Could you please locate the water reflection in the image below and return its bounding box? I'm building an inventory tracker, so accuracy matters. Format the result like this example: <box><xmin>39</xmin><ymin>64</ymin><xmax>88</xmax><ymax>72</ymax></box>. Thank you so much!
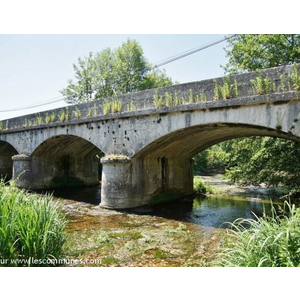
<box><xmin>189</xmin><ymin>196</ymin><xmax>275</xmax><ymax>228</ymax></box>
<box><xmin>43</xmin><ymin>186</ymin><xmax>281</xmax><ymax>229</ymax></box>
<box><xmin>132</xmin><ymin>195</ymin><xmax>280</xmax><ymax>229</ymax></box>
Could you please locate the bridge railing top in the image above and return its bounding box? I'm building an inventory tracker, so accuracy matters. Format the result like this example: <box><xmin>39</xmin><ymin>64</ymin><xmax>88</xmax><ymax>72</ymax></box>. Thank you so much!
<box><xmin>1</xmin><ymin>64</ymin><xmax>300</xmax><ymax>132</ymax></box>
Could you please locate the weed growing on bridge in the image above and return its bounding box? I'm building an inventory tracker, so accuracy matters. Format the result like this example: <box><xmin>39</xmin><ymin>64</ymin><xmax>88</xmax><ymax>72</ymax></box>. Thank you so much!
<box><xmin>290</xmin><ymin>62</ymin><xmax>300</xmax><ymax>91</ymax></box>
<box><xmin>153</xmin><ymin>90</ymin><xmax>164</xmax><ymax>107</ymax></box>
<box><xmin>45</xmin><ymin>113</ymin><xmax>51</xmax><ymax>124</ymax></box>
<box><xmin>280</xmin><ymin>75</ymin><xmax>286</xmax><ymax>92</ymax></box>
<box><xmin>59</xmin><ymin>109</ymin><xmax>66</xmax><ymax>122</ymax></box>
<box><xmin>51</xmin><ymin>112</ymin><xmax>56</xmax><ymax>122</ymax></box>
<box><xmin>213</xmin><ymin>79</ymin><xmax>222</xmax><ymax>101</ymax></box>
<box><xmin>0</xmin><ymin>121</ymin><xmax>3</xmax><ymax>131</ymax></box>
<box><xmin>36</xmin><ymin>114</ymin><xmax>43</xmax><ymax>125</ymax></box>
<box><xmin>165</xmin><ymin>92</ymin><xmax>173</xmax><ymax>106</ymax></box>
<box><xmin>86</xmin><ymin>104</ymin><xmax>98</xmax><ymax>117</ymax></box>
<box><xmin>111</xmin><ymin>98</ymin><xmax>122</xmax><ymax>113</ymax></box>
<box><xmin>251</xmin><ymin>72</ymin><xmax>275</xmax><ymax>95</ymax></box>
<box><xmin>102</xmin><ymin>99</ymin><xmax>111</xmax><ymax>115</ymax></box>
<box><xmin>127</xmin><ymin>101</ymin><xmax>136</xmax><ymax>111</ymax></box>
<box><xmin>189</xmin><ymin>89</ymin><xmax>194</xmax><ymax>104</ymax></box>
<box><xmin>74</xmin><ymin>107</ymin><xmax>82</xmax><ymax>119</ymax></box>
<box><xmin>213</xmin><ymin>77</ymin><xmax>239</xmax><ymax>100</ymax></box>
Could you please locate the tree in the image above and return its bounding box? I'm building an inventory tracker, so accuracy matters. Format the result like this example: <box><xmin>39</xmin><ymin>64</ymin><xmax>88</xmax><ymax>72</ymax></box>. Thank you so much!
<box><xmin>223</xmin><ymin>34</ymin><xmax>300</xmax><ymax>74</ymax></box>
<box><xmin>61</xmin><ymin>39</ymin><xmax>173</xmax><ymax>103</ymax></box>
<box><xmin>195</xmin><ymin>34</ymin><xmax>300</xmax><ymax>192</ymax></box>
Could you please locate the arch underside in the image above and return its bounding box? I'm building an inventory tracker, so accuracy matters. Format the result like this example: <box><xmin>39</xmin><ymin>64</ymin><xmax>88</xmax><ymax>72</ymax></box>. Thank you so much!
<box><xmin>134</xmin><ymin>123</ymin><xmax>300</xmax><ymax>160</ymax></box>
<box><xmin>0</xmin><ymin>141</ymin><xmax>18</xmax><ymax>180</ymax></box>
<box><xmin>30</xmin><ymin>135</ymin><xmax>102</xmax><ymax>189</ymax></box>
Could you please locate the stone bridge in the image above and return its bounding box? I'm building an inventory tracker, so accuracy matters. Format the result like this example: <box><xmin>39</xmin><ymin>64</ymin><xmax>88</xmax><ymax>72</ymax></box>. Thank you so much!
<box><xmin>1</xmin><ymin>64</ymin><xmax>300</xmax><ymax>208</ymax></box>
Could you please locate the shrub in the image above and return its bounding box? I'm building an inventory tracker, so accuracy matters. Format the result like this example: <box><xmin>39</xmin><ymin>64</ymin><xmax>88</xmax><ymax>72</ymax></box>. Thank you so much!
<box><xmin>217</xmin><ymin>202</ymin><xmax>300</xmax><ymax>267</ymax></box>
<box><xmin>0</xmin><ymin>181</ymin><xmax>67</xmax><ymax>266</ymax></box>
<box><xmin>193</xmin><ymin>177</ymin><xmax>215</xmax><ymax>194</ymax></box>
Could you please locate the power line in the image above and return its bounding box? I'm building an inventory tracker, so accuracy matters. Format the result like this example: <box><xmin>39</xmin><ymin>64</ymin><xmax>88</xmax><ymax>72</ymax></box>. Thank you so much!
<box><xmin>2</xmin><ymin>35</ymin><xmax>237</xmax><ymax>113</ymax></box>
<box><xmin>0</xmin><ymin>96</ymin><xmax>66</xmax><ymax>112</ymax></box>
<box><xmin>153</xmin><ymin>34</ymin><xmax>238</xmax><ymax>69</ymax></box>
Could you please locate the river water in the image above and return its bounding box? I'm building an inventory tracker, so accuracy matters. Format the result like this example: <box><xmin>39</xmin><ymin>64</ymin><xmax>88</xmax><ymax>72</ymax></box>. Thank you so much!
<box><xmin>45</xmin><ymin>175</ymin><xmax>283</xmax><ymax>267</ymax></box>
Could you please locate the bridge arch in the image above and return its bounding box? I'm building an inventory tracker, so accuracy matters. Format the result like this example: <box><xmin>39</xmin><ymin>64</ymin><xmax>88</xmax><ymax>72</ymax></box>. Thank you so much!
<box><xmin>0</xmin><ymin>140</ymin><xmax>19</xmax><ymax>180</ymax></box>
<box><xmin>133</xmin><ymin>122</ymin><xmax>300</xmax><ymax>160</ymax></box>
<box><xmin>16</xmin><ymin>134</ymin><xmax>103</xmax><ymax>189</ymax></box>
<box><xmin>101</xmin><ymin>121</ymin><xmax>300</xmax><ymax>209</ymax></box>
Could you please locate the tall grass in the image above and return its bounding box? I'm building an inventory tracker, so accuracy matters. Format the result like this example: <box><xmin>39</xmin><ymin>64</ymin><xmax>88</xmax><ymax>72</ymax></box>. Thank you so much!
<box><xmin>217</xmin><ymin>202</ymin><xmax>300</xmax><ymax>267</ymax></box>
<box><xmin>0</xmin><ymin>181</ymin><xmax>67</xmax><ymax>266</ymax></box>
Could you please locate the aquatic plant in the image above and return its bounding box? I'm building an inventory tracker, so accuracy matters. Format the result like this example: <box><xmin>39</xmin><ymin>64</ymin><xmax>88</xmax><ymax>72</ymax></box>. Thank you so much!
<box><xmin>0</xmin><ymin>180</ymin><xmax>67</xmax><ymax>266</ymax></box>
<box><xmin>193</xmin><ymin>176</ymin><xmax>215</xmax><ymax>194</ymax></box>
<box><xmin>217</xmin><ymin>201</ymin><xmax>300</xmax><ymax>267</ymax></box>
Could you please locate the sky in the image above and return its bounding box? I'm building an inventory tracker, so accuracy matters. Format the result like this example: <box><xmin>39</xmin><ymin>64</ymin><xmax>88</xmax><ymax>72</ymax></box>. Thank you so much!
<box><xmin>0</xmin><ymin>34</ymin><xmax>229</xmax><ymax>120</ymax></box>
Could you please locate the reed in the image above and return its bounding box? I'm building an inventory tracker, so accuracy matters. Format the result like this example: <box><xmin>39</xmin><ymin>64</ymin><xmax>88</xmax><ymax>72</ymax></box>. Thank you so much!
<box><xmin>217</xmin><ymin>201</ymin><xmax>300</xmax><ymax>267</ymax></box>
<box><xmin>0</xmin><ymin>181</ymin><xmax>67</xmax><ymax>266</ymax></box>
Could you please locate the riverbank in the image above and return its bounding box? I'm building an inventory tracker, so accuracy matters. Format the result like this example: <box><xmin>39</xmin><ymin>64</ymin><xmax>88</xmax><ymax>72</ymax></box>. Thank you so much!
<box><xmin>50</xmin><ymin>174</ymin><xmax>282</xmax><ymax>267</ymax></box>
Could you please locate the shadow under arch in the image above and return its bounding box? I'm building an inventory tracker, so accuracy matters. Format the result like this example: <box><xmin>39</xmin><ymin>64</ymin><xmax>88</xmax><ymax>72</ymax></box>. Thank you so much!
<box><xmin>0</xmin><ymin>140</ymin><xmax>19</xmax><ymax>180</ymax></box>
<box><xmin>30</xmin><ymin>134</ymin><xmax>104</xmax><ymax>189</ymax></box>
<box><xmin>133</xmin><ymin>122</ymin><xmax>300</xmax><ymax>160</ymax></box>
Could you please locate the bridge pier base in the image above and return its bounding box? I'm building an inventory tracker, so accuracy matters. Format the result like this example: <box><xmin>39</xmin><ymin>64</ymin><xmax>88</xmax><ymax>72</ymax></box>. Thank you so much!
<box><xmin>12</xmin><ymin>154</ymin><xmax>32</xmax><ymax>188</ymax></box>
<box><xmin>100</xmin><ymin>157</ymin><xmax>135</xmax><ymax>209</ymax></box>
<box><xmin>100</xmin><ymin>156</ymin><xmax>194</xmax><ymax>209</ymax></box>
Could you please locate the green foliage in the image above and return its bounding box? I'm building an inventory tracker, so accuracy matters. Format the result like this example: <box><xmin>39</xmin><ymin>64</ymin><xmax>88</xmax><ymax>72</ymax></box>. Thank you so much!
<box><xmin>223</xmin><ymin>34</ymin><xmax>300</xmax><ymax>73</ymax></box>
<box><xmin>102</xmin><ymin>99</ymin><xmax>111</xmax><ymax>115</ymax></box>
<box><xmin>218</xmin><ymin>202</ymin><xmax>300</xmax><ymax>267</ymax></box>
<box><xmin>50</xmin><ymin>112</ymin><xmax>56</xmax><ymax>122</ymax></box>
<box><xmin>45</xmin><ymin>113</ymin><xmax>51</xmax><ymax>124</ymax></box>
<box><xmin>86</xmin><ymin>104</ymin><xmax>98</xmax><ymax>117</ymax></box>
<box><xmin>193</xmin><ymin>143</ymin><xmax>230</xmax><ymax>174</ymax></box>
<box><xmin>153</xmin><ymin>90</ymin><xmax>164</xmax><ymax>107</ymax></box>
<box><xmin>36</xmin><ymin>114</ymin><xmax>43</xmax><ymax>125</ymax></box>
<box><xmin>59</xmin><ymin>109</ymin><xmax>66</xmax><ymax>122</ymax></box>
<box><xmin>0</xmin><ymin>121</ymin><xmax>3</xmax><ymax>131</ymax></box>
<box><xmin>165</xmin><ymin>92</ymin><xmax>173</xmax><ymax>106</ymax></box>
<box><xmin>213</xmin><ymin>79</ymin><xmax>221</xmax><ymax>101</ymax></box>
<box><xmin>193</xmin><ymin>177</ymin><xmax>215</xmax><ymax>194</ymax></box>
<box><xmin>61</xmin><ymin>39</ymin><xmax>173</xmax><ymax>104</ymax></box>
<box><xmin>289</xmin><ymin>62</ymin><xmax>300</xmax><ymax>90</ymax></box>
<box><xmin>280</xmin><ymin>74</ymin><xmax>286</xmax><ymax>92</ymax></box>
<box><xmin>111</xmin><ymin>98</ymin><xmax>122</xmax><ymax>113</ymax></box>
<box><xmin>224</xmin><ymin>137</ymin><xmax>300</xmax><ymax>191</ymax></box>
<box><xmin>218</xmin><ymin>35</ymin><xmax>300</xmax><ymax>192</ymax></box>
<box><xmin>74</xmin><ymin>107</ymin><xmax>82</xmax><ymax>119</ymax></box>
<box><xmin>127</xmin><ymin>101</ymin><xmax>137</xmax><ymax>111</ymax></box>
<box><xmin>0</xmin><ymin>181</ymin><xmax>67</xmax><ymax>266</ymax></box>
<box><xmin>250</xmin><ymin>72</ymin><xmax>275</xmax><ymax>95</ymax></box>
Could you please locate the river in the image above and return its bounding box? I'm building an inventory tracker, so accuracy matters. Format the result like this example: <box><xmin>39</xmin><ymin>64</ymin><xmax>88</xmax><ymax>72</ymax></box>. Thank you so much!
<box><xmin>46</xmin><ymin>175</ymin><xmax>283</xmax><ymax>267</ymax></box>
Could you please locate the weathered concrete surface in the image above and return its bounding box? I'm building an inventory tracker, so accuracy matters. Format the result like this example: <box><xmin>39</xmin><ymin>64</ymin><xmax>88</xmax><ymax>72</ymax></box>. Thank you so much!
<box><xmin>0</xmin><ymin>141</ymin><xmax>18</xmax><ymax>180</ymax></box>
<box><xmin>1</xmin><ymin>65</ymin><xmax>300</xmax><ymax>208</ymax></box>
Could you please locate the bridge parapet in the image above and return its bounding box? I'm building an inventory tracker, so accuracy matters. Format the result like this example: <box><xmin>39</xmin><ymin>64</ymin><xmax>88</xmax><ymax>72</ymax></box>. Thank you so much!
<box><xmin>1</xmin><ymin>64</ymin><xmax>299</xmax><ymax>132</ymax></box>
